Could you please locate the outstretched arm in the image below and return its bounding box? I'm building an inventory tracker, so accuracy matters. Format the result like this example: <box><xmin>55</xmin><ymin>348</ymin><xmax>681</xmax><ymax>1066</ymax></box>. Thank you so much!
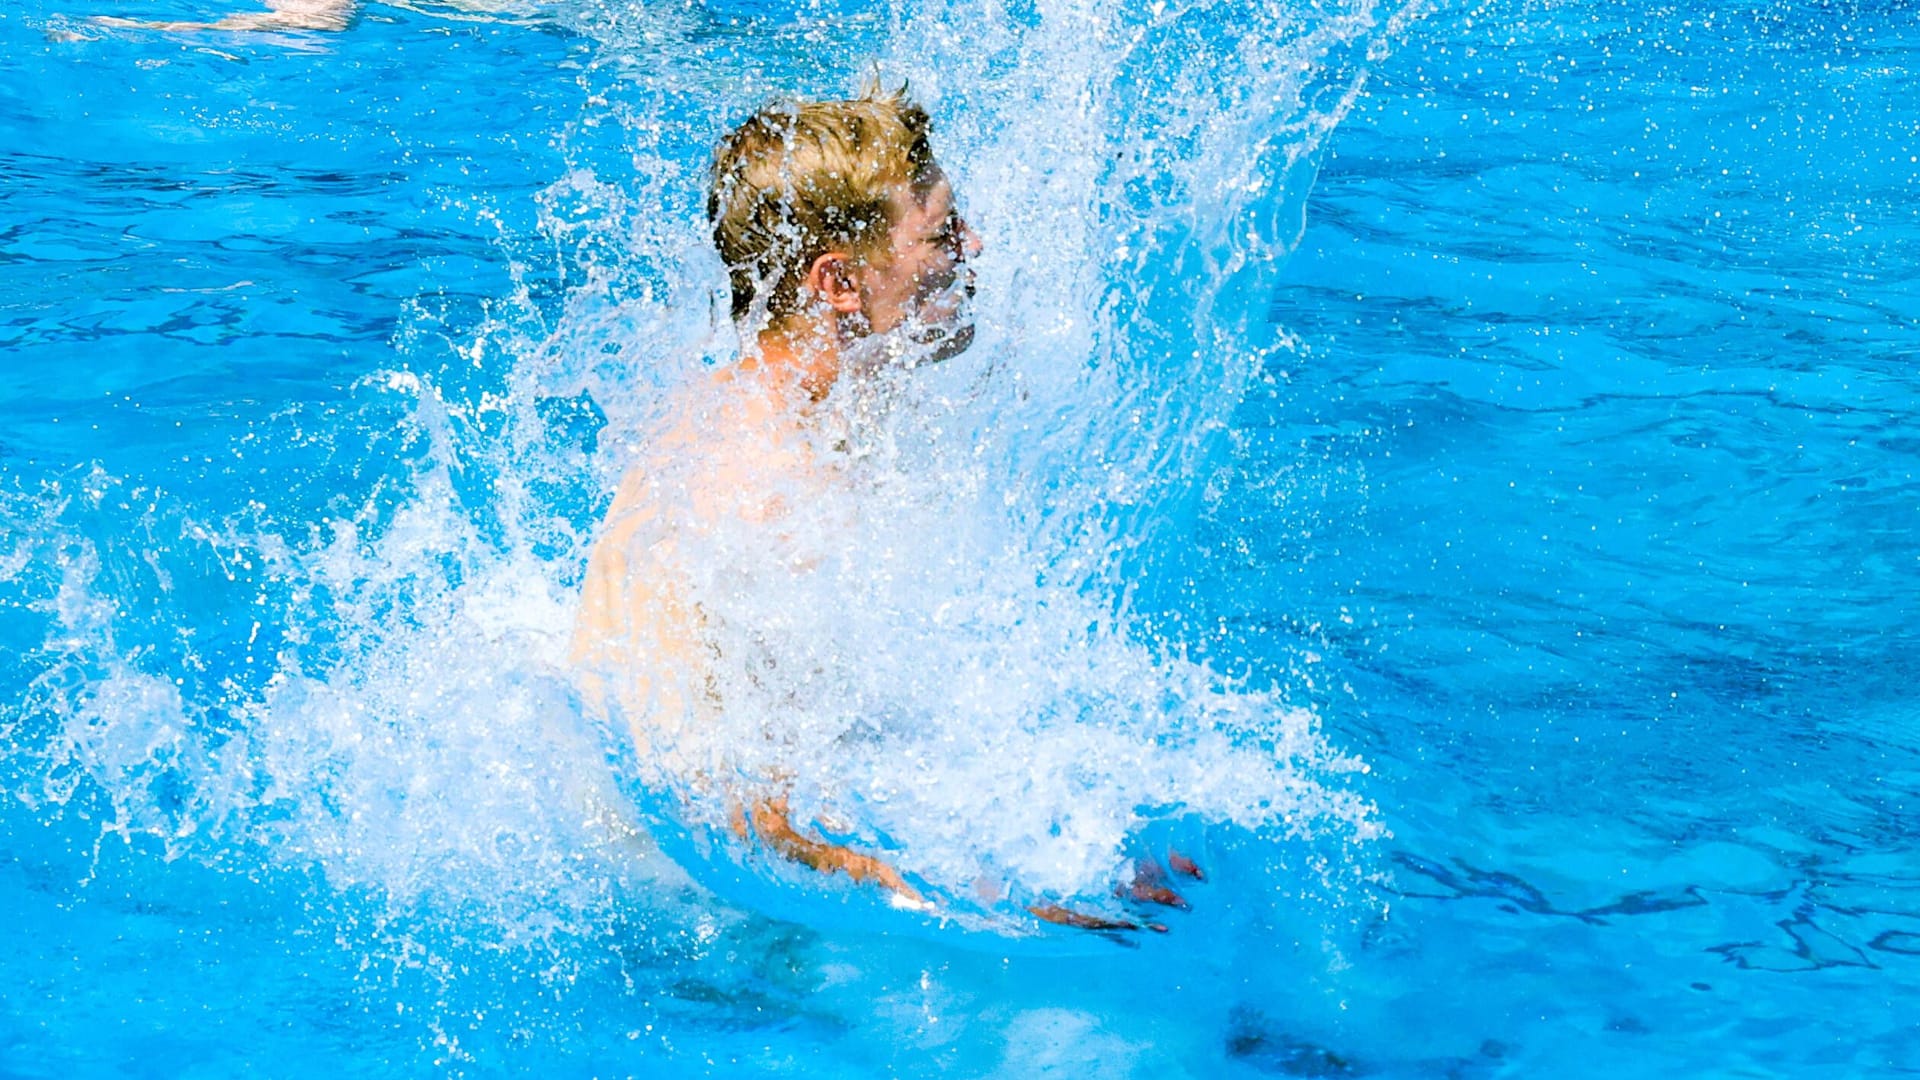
<box><xmin>95</xmin><ymin>0</ymin><xmax>355</xmax><ymax>32</ymax></box>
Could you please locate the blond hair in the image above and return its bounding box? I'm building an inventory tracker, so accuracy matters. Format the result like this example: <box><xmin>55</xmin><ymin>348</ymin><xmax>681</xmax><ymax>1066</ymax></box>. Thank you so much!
<box><xmin>707</xmin><ymin>85</ymin><xmax>939</xmax><ymax>325</ymax></box>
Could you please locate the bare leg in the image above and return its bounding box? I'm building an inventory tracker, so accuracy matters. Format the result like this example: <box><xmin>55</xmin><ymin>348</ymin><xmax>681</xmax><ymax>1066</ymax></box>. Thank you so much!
<box><xmin>94</xmin><ymin>0</ymin><xmax>354</xmax><ymax>32</ymax></box>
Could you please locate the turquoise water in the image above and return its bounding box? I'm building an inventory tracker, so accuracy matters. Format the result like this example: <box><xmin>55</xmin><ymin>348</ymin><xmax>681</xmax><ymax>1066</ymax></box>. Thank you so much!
<box><xmin>4</xmin><ymin>0</ymin><xmax>1917</xmax><ymax>1074</ymax></box>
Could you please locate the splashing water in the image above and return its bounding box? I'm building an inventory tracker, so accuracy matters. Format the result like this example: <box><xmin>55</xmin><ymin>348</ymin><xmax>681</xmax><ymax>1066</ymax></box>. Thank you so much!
<box><xmin>626</xmin><ymin>359</ymin><xmax>1382</xmax><ymax>920</ymax></box>
<box><xmin>575</xmin><ymin>0</ymin><xmax>1413</xmax><ymax>915</ymax></box>
<box><xmin>2</xmin><ymin>0</ymin><xmax>1417</xmax><ymax>997</ymax></box>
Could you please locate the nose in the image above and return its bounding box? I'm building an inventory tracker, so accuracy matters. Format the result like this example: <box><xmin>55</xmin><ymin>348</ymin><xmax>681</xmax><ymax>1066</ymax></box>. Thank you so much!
<box><xmin>957</xmin><ymin>215</ymin><xmax>983</xmax><ymax>259</ymax></box>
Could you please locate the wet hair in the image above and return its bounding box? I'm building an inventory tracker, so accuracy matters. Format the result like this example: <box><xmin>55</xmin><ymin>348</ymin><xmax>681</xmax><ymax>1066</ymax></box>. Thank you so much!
<box><xmin>707</xmin><ymin>83</ymin><xmax>940</xmax><ymax>326</ymax></box>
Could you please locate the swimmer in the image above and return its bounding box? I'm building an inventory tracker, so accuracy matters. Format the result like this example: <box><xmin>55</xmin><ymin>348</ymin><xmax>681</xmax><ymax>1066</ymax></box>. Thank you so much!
<box><xmin>569</xmin><ymin>86</ymin><xmax>1199</xmax><ymax>931</ymax></box>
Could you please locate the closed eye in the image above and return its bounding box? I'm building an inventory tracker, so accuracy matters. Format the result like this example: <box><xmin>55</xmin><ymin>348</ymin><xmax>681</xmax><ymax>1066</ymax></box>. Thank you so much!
<box><xmin>931</xmin><ymin>213</ymin><xmax>964</xmax><ymax>253</ymax></box>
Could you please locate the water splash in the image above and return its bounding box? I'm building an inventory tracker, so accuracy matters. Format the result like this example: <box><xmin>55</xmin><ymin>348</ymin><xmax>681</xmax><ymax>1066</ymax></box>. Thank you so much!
<box><xmin>0</xmin><ymin>0</ymin><xmax>1418</xmax><ymax>974</ymax></box>
<box><xmin>544</xmin><ymin>0</ymin><xmax>1412</xmax><ymax>920</ymax></box>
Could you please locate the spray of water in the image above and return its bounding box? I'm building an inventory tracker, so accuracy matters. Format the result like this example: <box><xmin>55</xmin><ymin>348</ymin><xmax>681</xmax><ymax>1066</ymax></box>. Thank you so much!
<box><xmin>579</xmin><ymin>0</ymin><xmax>1411</xmax><ymax>919</ymax></box>
<box><xmin>1</xmin><ymin>0</ymin><xmax>1420</xmax><ymax>1000</ymax></box>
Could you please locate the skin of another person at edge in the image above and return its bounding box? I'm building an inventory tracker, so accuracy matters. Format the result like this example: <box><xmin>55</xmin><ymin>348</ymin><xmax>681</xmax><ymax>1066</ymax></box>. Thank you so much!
<box><xmin>569</xmin><ymin>91</ymin><xmax>1196</xmax><ymax>932</ymax></box>
<box><xmin>94</xmin><ymin>0</ymin><xmax>356</xmax><ymax>31</ymax></box>
<box><xmin>92</xmin><ymin>0</ymin><xmax>514</xmax><ymax>33</ymax></box>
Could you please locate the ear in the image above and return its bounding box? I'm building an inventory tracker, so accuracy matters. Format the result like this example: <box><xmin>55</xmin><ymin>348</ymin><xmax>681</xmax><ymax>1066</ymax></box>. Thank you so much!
<box><xmin>803</xmin><ymin>252</ymin><xmax>864</xmax><ymax>315</ymax></box>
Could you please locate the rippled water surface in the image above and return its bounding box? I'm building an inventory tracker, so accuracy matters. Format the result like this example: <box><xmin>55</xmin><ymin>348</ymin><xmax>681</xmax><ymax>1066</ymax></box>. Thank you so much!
<box><xmin>3</xmin><ymin>0</ymin><xmax>1916</xmax><ymax>1074</ymax></box>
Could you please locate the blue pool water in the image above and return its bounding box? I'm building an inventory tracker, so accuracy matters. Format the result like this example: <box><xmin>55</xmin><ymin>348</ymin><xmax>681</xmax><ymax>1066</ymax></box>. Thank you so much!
<box><xmin>4</xmin><ymin>0</ymin><xmax>1917</xmax><ymax>1074</ymax></box>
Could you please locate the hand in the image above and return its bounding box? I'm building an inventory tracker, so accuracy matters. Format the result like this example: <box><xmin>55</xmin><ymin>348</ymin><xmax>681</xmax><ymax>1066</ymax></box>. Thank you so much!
<box><xmin>1029</xmin><ymin>849</ymin><xmax>1205</xmax><ymax>933</ymax></box>
<box><xmin>1123</xmin><ymin>850</ymin><xmax>1204</xmax><ymax>909</ymax></box>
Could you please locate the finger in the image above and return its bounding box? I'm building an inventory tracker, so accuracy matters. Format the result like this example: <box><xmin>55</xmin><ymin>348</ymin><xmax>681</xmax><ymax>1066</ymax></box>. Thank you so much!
<box><xmin>1028</xmin><ymin>904</ymin><xmax>1142</xmax><ymax>932</ymax></box>
<box><xmin>1168</xmin><ymin>851</ymin><xmax>1204</xmax><ymax>881</ymax></box>
<box><xmin>1125</xmin><ymin>881</ymin><xmax>1190</xmax><ymax>909</ymax></box>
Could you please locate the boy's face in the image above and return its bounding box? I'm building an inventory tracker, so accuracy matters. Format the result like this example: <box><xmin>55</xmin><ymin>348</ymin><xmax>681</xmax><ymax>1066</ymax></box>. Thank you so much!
<box><xmin>855</xmin><ymin>173</ymin><xmax>982</xmax><ymax>359</ymax></box>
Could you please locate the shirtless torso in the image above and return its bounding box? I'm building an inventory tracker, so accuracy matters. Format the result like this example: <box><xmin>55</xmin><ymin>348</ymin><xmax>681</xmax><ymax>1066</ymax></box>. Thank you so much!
<box><xmin>569</xmin><ymin>365</ymin><xmax>927</xmax><ymax>905</ymax></box>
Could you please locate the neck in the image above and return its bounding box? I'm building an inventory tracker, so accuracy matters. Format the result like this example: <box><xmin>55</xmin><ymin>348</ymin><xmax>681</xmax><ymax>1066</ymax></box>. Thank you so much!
<box><xmin>747</xmin><ymin>313</ymin><xmax>844</xmax><ymax>405</ymax></box>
